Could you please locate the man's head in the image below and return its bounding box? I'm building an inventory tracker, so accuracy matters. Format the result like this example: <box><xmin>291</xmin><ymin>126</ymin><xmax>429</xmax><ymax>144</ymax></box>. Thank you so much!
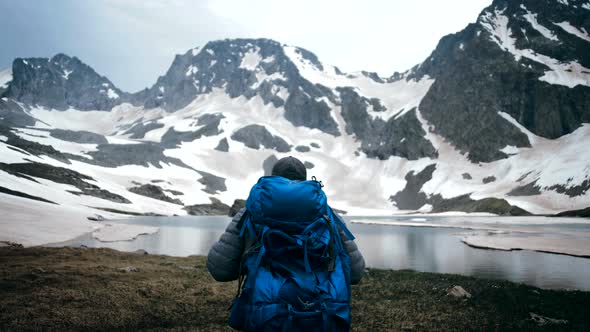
<box><xmin>271</xmin><ymin>156</ymin><xmax>306</xmax><ymax>181</ymax></box>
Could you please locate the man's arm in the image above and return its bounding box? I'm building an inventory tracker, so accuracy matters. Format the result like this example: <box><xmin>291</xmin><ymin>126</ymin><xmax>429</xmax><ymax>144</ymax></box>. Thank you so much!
<box><xmin>339</xmin><ymin>226</ymin><xmax>366</xmax><ymax>284</ymax></box>
<box><xmin>332</xmin><ymin>211</ymin><xmax>365</xmax><ymax>284</ymax></box>
<box><xmin>206</xmin><ymin>208</ymin><xmax>246</xmax><ymax>282</ymax></box>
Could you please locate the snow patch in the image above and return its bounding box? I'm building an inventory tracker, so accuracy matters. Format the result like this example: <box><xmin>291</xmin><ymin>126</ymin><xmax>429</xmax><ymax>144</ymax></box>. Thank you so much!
<box><xmin>521</xmin><ymin>6</ymin><xmax>559</xmax><ymax>41</ymax></box>
<box><xmin>498</xmin><ymin>112</ymin><xmax>539</xmax><ymax>144</ymax></box>
<box><xmin>554</xmin><ymin>21</ymin><xmax>590</xmax><ymax>42</ymax></box>
<box><xmin>185</xmin><ymin>65</ymin><xmax>198</xmax><ymax>76</ymax></box>
<box><xmin>191</xmin><ymin>47</ymin><xmax>200</xmax><ymax>56</ymax></box>
<box><xmin>462</xmin><ymin>233</ymin><xmax>590</xmax><ymax>258</ymax></box>
<box><xmin>107</xmin><ymin>88</ymin><xmax>119</xmax><ymax>99</ymax></box>
<box><xmin>62</xmin><ymin>70</ymin><xmax>73</xmax><ymax>80</ymax></box>
<box><xmin>239</xmin><ymin>47</ymin><xmax>262</xmax><ymax>70</ymax></box>
<box><xmin>0</xmin><ymin>68</ymin><xmax>12</xmax><ymax>88</ymax></box>
<box><xmin>0</xmin><ymin>194</ymin><xmax>101</xmax><ymax>247</ymax></box>
<box><xmin>92</xmin><ymin>223</ymin><xmax>159</xmax><ymax>242</ymax></box>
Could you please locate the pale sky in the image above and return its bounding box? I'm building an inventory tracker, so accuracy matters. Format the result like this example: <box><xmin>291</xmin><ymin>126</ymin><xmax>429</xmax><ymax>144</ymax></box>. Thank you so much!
<box><xmin>0</xmin><ymin>0</ymin><xmax>492</xmax><ymax>92</ymax></box>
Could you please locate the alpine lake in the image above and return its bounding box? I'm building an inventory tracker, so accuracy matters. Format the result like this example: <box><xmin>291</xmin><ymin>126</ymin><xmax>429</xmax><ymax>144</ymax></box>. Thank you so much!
<box><xmin>52</xmin><ymin>215</ymin><xmax>590</xmax><ymax>291</ymax></box>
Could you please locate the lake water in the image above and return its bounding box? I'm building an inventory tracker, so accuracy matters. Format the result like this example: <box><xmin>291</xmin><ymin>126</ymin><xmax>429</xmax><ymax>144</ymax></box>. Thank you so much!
<box><xmin>53</xmin><ymin>215</ymin><xmax>590</xmax><ymax>291</ymax></box>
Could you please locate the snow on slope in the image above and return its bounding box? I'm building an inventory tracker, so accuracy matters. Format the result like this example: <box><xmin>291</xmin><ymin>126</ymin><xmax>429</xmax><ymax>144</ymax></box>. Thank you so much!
<box><xmin>283</xmin><ymin>45</ymin><xmax>435</xmax><ymax>121</ymax></box>
<box><xmin>521</xmin><ymin>5</ymin><xmax>559</xmax><ymax>41</ymax></box>
<box><xmin>158</xmin><ymin>89</ymin><xmax>410</xmax><ymax>212</ymax></box>
<box><xmin>554</xmin><ymin>21</ymin><xmax>590</xmax><ymax>42</ymax></box>
<box><xmin>480</xmin><ymin>8</ymin><xmax>590</xmax><ymax>88</ymax></box>
<box><xmin>4</xmin><ymin>85</ymin><xmax>589</xmax><ymax>222</ymax></box>
<box><xmin>30</xmin><ymin>103</ymin><xmax>165</xmax><ymax>135</ymax></box>
<box><xmin>415</xmin><ymin>107</ymin><xmax>590</xmax><ymax>214</ymax></box>
<box><xmin>0</xmin><ymin>68</ymin><xmax>11</xmax><ymax>88</ymax></box>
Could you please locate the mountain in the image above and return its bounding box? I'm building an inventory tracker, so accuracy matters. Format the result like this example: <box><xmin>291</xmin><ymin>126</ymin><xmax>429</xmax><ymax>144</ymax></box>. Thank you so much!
<box><xmin>0</xmin><ymin>0</ymin><xmax>589</xmax><ymax>237</ymax></box>
<box><xmin>4</xmin><ymin>54</ymin><xmax>130</xmax><ymax>111</ymax></box>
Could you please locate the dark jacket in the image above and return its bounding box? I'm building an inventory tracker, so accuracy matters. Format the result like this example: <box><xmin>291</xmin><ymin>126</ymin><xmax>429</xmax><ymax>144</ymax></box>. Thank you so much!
<box><xmin>207</xmin><ymin>208</ymin><xmax>366</xmax><ymax>284</ymax></box>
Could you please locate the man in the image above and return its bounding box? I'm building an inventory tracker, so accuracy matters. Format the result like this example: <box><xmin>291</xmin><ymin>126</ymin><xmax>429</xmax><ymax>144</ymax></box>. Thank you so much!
<box><xmin>207</xmin><ymin>157</ymin><xmax>365</xmax><ymax>331</ymax></box>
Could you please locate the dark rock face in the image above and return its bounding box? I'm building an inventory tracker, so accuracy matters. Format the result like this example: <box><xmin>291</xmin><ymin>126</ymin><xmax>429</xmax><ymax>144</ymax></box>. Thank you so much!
<box><xmin>390</xmin><ymin>164</ymin><xmax>437</xmax><ymax>210</ymax></box>
<box><xmin>295</xmin><ymin>145</ymin><xmax>310</xmax><ymax>152</ymax></box>
<box><xmin>184</xmin><ymin>197</ymin><xmax>230</xmax><ymax>215</ymax></box>
<box><xmin>548</xmin><ymin>180</ymin><xmax>590</xmax><ymax>197</ymax></box>
<box><xmin>0</xmin><ymin>185</ymin><xmax>56</xmax><ymax>204</ymax></box>
<box><xmin>164</xmin><ymin>189</ymin><xmax>184</xmax><ymax>196</ymax></box>
<box><xmin>141</xmin><ymin>38</ymin><xmax>340</xmax><ymax>136</ymax></box>
<box><xmin>263</xmin><ymin>155</ymin><xmax>278</xmax><ymax>176</ymax></box>
<box><xmin>310</xmin><ymin>142</ymin><xmax>320</xmax><ymax>149</ymax></box>
<box><xmin>390</xmin><ymin>163</ymin><xmax>529</xmax><ymax>215</ymax></box>
<box><xmin>462</xmin><ymin>173</ymin><xmax>473</xmax><ymax>180</ymax></box>
<box><xmin>49</xmin><ymin>129</ymin><xmax>108</xmax><ymax>144</ymax></box>
<box><xmin>0</xmin><ymin>99</ymin><xmax>36</xmax><ymax>127</ymax></box>
<box><xmin>197</xmin><ymin>171</ymin><xmax>227</xmax><ymax>194</ymax></box>
<box><xmin>554</xmin><ymin>206</ymin><xmax>590</xmax><ymax>218</ymax></box>
<box><xmin>304</xmin><ymin>161</ymin><xmax>314</xmax><ymax>169</ymax></box>
<box><xmin>0</xmin><ymin>162</ymin><xmax>130</xmax><ymax>204</ymax></box>
<box><xmin>128</xmin><ymin>184</ymin><xmax>183</xmax><ymax>205</ymax></box>
<box><xmin>71</xmin><ymin>142</ymin><xmax>191</xmax><ymax>169</ymax></box>
<box><xmin>123</xmin><ymin>122</ymin><xmax>164</xmax><ymax>139</ymax></box>
<box><xmin>215</xmin><ymin>138</ymin><xmax>229</xmax><ymax>152</ymax></box>
<box><xmin>482</xmin><ymin>176</ymin><xmax>497</xmax><ymax>184</ymax></box>
<box><xmin>507</xmin><ymin>181</ymin><xmax>542</xmax><ymax>196</ymax></box>
<box><xmin>161</xmin><ymin>113</ymin><xmax>224</xmax><ymax>148</ymax></box>
<box><xmin>338</xmin><ymin>87</ymin><xmax>437</xmax><ymax>160</ymax></box>
<box><xmin>429</xmin><ymin>194</ymin><xmax>531</xmax><ymax>216</ymax></box>
<box><xmin>411</xmin><ymin>0</ymin><xmax>590</xmax><ymax>162</ymax></box>
<box><xmin>231</xmin><ymin>124</ymin><xmax>291</xmax><ymax>152</ymax></box>
<box><xmin>229</xmin><ymin>199</ymin><xmax>246</xmax><ymax>217</ymax></box>
<box><xmin>5</xmin><ymin>54</ymin><xmax>129</xmax><ymax>111</ymax></box>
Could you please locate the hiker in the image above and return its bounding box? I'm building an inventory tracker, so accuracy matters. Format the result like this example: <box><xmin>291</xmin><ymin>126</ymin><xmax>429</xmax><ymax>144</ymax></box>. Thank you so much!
<box><xmin>207</xmin><ymin>156</ymin><xmax>365</xmax><ymax>331</ymax></box>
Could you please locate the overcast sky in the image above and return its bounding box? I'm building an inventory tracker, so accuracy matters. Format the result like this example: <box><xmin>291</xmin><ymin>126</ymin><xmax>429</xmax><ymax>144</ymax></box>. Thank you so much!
<box><xmin>0</xmin><ymin>0</ymin><xmax>492</xmax><ymax>92</ymax></box>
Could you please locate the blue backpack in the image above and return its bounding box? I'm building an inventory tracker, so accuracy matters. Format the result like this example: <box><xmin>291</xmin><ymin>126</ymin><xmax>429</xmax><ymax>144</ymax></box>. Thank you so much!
<box><xmin>229</xmin><ymin>176</ymin><xmax>354</xmax><ymax>332</ymax></box>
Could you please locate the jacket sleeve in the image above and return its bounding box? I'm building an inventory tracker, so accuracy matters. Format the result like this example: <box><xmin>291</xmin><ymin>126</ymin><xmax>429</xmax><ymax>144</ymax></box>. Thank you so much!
<box><xmin>206</xmin><ymin>208</ymin><xmax>246</xmax><ymax>282</ymax></box>
<box><xmin>336</xmin><ymin>214</ymin><xmax>366</xmax><ymax>285</ymax></box>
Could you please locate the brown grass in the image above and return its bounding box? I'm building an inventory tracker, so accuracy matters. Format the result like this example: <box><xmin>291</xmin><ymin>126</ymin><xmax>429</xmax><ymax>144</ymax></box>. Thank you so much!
<box><xmin>0</xmin><ymin>246</ymin><xmax>588</xmax><ymax>331</ymax></box>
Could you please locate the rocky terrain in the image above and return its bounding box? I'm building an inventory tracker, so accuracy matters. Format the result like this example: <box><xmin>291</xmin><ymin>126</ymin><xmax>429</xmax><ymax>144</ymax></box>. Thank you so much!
<box><xmin>0</xmin><ymin>0</ymin><xmax>589</xmax><ymax>245</ymax></box>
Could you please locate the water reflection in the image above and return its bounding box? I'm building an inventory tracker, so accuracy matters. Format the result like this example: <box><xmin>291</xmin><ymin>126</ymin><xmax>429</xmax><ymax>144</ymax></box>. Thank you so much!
<box><xmin>53</xmin><ymin>216</ymin><xmax>590</xmax><ymax>290</ymax></box>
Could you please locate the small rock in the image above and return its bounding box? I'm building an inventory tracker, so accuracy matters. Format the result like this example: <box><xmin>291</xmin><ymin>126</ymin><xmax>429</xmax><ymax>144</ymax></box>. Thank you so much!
<box><xmin>446</xmin><ymin>285</ymin><xmax>472</xmax><ymax>298</ymax></box>
<box><xmin>87</xmin><ymin>214</ymin><xmax>106</xmax><ymax>221</ymax></box>
<box><xmin>118</xmin><ymin>266</ymin><xmax>139</xmax><ymax>273</ymax></box>
<box><xmin>482</xmin><ymin>176</ymin><xmax>496</xmax><ymax>184</ymax></box>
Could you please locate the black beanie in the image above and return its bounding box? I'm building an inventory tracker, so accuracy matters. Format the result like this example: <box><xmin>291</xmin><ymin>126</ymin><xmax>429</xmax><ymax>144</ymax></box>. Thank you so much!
<box><xmin>271</xmin><ymin>156</ymin><xmax>307</xmax><ymax>181</ymax></box>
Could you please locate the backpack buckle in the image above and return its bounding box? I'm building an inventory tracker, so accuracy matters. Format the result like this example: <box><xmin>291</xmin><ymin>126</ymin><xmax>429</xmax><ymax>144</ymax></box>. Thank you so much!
<box><xmin>298</xmin><ymin>296</ymin><xmax>316</xmax><ymax>311</ymax></box>
<box><xmin>311</xmin><ymin>176</ymin><xmax>324</xmax><ymax>188</ymax></box>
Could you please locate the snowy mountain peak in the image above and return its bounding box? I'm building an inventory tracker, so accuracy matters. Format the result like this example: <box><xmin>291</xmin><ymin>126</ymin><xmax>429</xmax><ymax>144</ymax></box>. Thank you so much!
<box><xmin>3</xmin><ymin>54</ymin><xmax>127</xmax><ymax>111</ymax></box>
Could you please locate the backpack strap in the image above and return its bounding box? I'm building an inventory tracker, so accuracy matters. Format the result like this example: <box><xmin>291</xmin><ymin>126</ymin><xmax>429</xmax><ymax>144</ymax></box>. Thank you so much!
<box><xmin>329</xmin><ymin>207</ymin><xmax>355</xmax><ymax>241</ymax></box>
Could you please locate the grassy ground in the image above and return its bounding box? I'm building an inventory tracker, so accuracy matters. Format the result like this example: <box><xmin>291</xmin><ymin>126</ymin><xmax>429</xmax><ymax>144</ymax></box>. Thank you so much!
<box><xmin>0</xmin><ymin>246</ymin><xmax>588</xmax><ymax>331</ymax></box>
